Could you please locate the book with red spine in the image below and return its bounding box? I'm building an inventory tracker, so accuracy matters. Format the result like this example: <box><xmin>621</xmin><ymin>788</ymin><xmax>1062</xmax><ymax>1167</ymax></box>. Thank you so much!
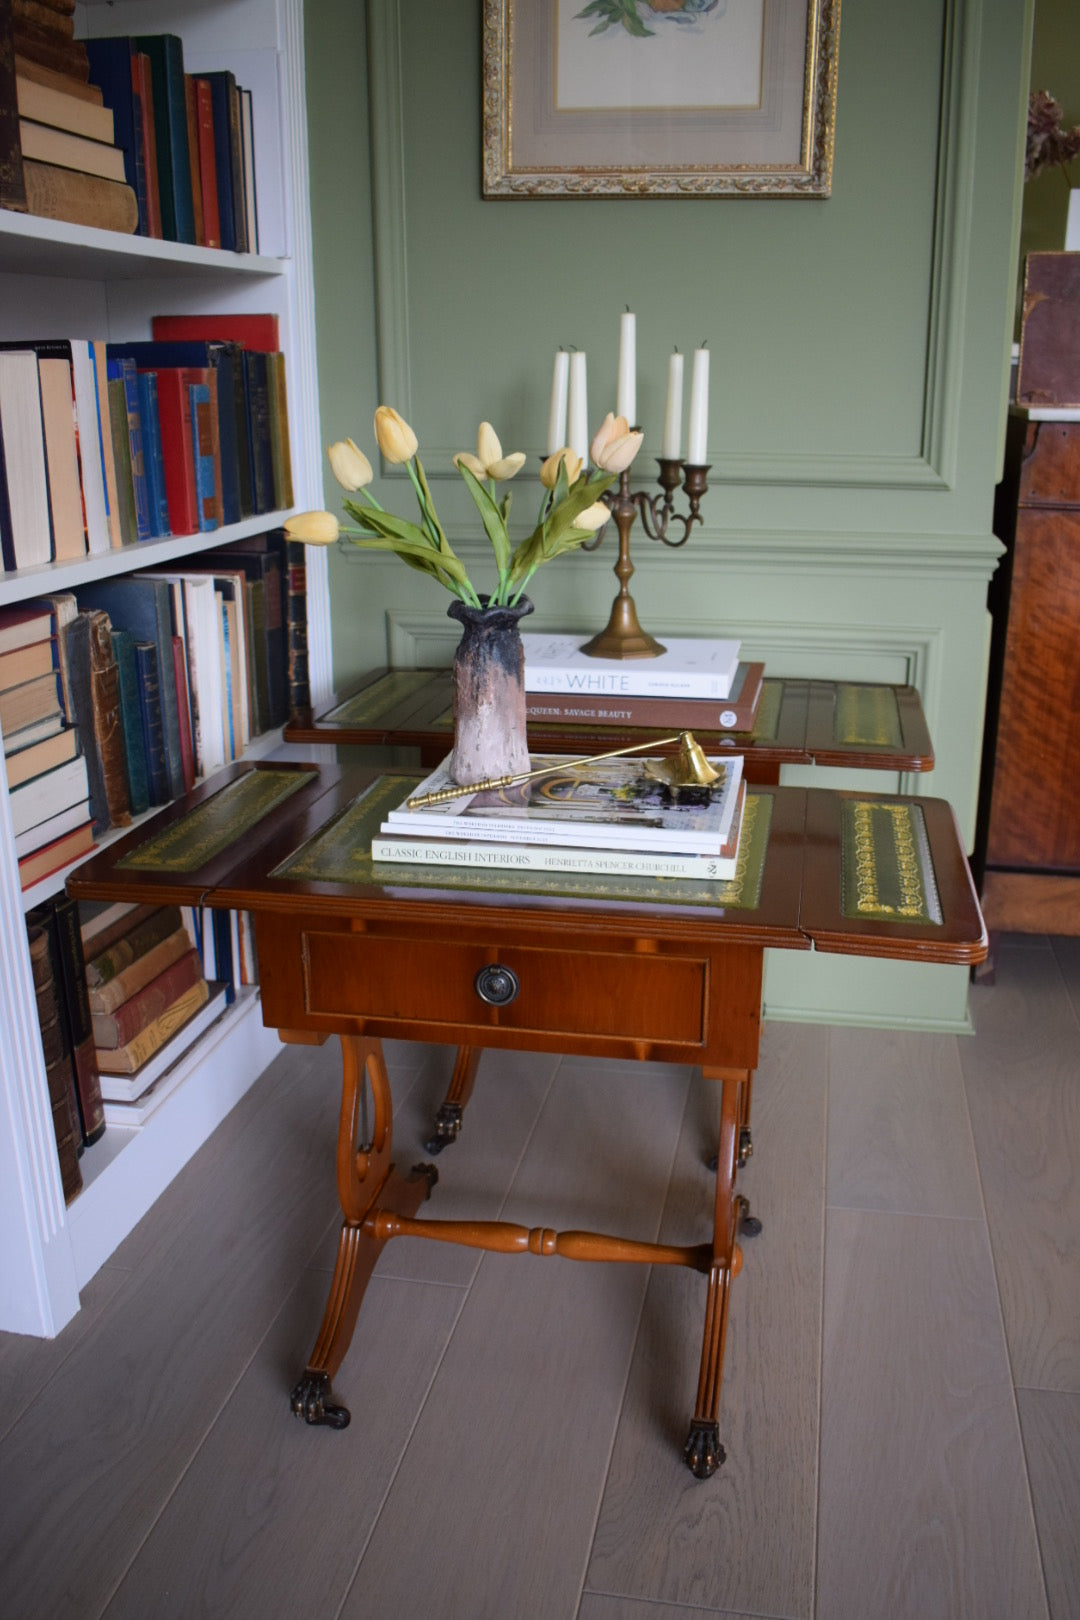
<box><xmin>91</xmin><ymin>943</ymin><xmax>204</xmax><ymax>1049</ymax></box>
<box><xmin>151</xmin><ymin>312</ymin><xmax>279</xmax><ymax>350</ymax></box>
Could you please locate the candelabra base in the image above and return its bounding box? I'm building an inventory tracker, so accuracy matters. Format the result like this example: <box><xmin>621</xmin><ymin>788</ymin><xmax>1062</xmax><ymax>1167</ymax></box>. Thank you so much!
<box><xmin>580</xmin><ymin>606</ymin><xmax>666</xmax><ymax>659</ymax></box>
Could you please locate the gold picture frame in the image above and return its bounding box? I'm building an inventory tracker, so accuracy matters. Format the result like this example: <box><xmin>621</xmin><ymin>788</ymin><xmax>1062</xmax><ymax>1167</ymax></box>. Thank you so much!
<box><xmin>482</xmin><ymin>0</ymin><xmax>840</xmax><ymax>198</ymax></box>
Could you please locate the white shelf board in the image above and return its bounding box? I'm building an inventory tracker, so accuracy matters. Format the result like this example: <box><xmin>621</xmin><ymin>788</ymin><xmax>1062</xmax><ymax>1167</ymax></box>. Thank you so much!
<box><xmin>0</xmin><ymin>211</ymin><xmax>286</xmax><ymax>283</ymax></box>
<box><xmin>67</xmin><ymin>985</ymin><xmax>281</xmax><ymax>1286</ymax></box>
<box><xmin>0</xmin><ymin>513</ymin><xmax>293</xmax><ymax>607</ymax></box>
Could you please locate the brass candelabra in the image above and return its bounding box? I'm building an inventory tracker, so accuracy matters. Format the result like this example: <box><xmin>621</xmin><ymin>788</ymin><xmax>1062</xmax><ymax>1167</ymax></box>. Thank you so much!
<box><xmin>581</xmin><ymin>455</ymin><xmax>710</xmax><ymax>659</ymax></box>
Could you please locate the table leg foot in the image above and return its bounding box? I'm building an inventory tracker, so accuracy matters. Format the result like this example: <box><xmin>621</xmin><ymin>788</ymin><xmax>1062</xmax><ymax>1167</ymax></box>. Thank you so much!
<box><xmin>291</xmin><ymin>1369</ymin><xmax>351</xmax><ymax>1429</ymax></box>
<box><xmin>424</xmin><ymin>1103</ymin><xmax>463</xmax><ymax>1155</ymax></box>
<box><xmin>426</xmin><ymin>1045</ymin><xmax>481</xmax><ymax>1154</ymax></box>
<box><xmin>737</xmin><ymin>1194</ymin><xmax>764</xmax><ymax>1238</ymax></box>
<box><xmin>683</xmin><ymin>1420</ymin><xmax>726</xmax><ymax>1478</ymax></box>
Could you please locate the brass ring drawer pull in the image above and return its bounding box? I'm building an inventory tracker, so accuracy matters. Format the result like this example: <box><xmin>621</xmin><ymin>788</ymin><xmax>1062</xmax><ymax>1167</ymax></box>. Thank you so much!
<box><xmin>474</xmin><ymin>964</ymin><xmax>520</xmax><ymax>1006</ymax></box>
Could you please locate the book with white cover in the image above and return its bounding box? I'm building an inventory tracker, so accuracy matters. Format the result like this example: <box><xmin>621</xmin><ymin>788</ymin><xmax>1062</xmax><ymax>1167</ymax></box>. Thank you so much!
<box><xmin>522</xmin><ymin>633</ymin><xmax>741</xmax><ymax>699</ymax></box>
<box><xmin>373</xmin><ymin>781</ymin><xmax>746</xmax><ymax>880</ymax></box>
<box><xmin>8</xmin><ymin>753</ymin><xmax>90</xmax><ymax>838</ymax></box>
<box><xmin>383</xmin><ymin>751</ymin><xmax>745</xmax><ymax>855</ymax></box>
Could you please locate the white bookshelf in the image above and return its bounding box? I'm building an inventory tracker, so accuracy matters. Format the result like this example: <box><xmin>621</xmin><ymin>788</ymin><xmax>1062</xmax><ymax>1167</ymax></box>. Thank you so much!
<box><xmin>0</xmin><ymin>0</ymin><xmax>332</xmax><ymax>1337</ymax></box>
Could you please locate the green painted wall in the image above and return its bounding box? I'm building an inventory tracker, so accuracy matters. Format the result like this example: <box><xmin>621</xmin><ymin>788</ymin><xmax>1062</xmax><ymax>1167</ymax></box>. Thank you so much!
<box><xmin>305</xmin><ymin>0</ymin><xmax>1033</xmax><ymax>1031</ymax></box>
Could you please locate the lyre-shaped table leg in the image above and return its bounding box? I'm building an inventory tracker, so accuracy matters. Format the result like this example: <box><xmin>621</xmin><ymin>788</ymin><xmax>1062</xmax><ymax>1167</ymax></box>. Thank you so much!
<box><xmin>291</xmin><ymin>1033</ymin><xmax>436</xmax><ymax>1428</ymax></box>
<box><xmin>425</xmin><ymin>1044</ymin><xmax>481</xmax><ymax>1154</ymax></box>
<box><xmin>684</xmin><ymin>1068</ymin><xmax>749</xmax><ymax>1478</ymax></box>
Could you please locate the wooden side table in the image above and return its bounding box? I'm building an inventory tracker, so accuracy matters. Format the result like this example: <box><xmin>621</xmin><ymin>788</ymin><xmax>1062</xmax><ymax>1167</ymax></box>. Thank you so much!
<box><xmin>284</xmin><ymin>667</ymin><xmax>936</xmax><ymax>785</ymax></box>
<box><xmin>68</xmin><ymin>759</ymin><xmax>984</xmax><ymax>1479</ymax></box>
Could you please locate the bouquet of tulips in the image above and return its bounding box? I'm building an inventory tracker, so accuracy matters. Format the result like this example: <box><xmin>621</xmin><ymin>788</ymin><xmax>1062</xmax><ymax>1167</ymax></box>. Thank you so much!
<box><xmin>284</xmin><ymin>406</ymin><xmax>644</xmax><ymax>609</ymax></box>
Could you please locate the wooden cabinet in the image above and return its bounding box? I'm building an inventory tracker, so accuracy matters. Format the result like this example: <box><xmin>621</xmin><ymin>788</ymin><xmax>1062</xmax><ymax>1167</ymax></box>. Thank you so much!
<box><xmin>977</xmin><ymin>413</ymin><xmax>1080</xmax><ymax>933</ymax></box>
<box><xmin>0</xmin><ymin>0</ymin><xmax>331</xmax><ymax>1337</ymax></box>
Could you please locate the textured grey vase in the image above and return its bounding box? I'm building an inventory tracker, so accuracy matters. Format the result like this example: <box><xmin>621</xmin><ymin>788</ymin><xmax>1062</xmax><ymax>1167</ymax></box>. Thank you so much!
<box><xmin>447</xmin><ymin>595</ymin><xmax>533</xmax><ymax>786</ymax></box>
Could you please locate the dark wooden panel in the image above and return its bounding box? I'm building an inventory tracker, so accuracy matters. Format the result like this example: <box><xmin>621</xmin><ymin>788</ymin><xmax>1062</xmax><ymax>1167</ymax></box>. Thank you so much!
<box><xmin>985</xmin><ymin>506</ymin><xmax>1080</xmax><ymax>870</ymax></box>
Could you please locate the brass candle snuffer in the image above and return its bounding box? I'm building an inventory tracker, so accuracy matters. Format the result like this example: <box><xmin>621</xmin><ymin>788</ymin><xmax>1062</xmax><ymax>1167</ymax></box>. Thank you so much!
<box><xmin>406</xmin><ymin>731</ymin><xmax>721</xmax><ymax>811</ymax></box>
<box><xmin>579</xmin><ymin>455</ymin><xmax>710</xmax><ymax>662</ymax></box>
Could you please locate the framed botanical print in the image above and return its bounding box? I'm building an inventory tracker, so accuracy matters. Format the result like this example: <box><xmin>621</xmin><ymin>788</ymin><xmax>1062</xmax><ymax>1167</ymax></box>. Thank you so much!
<box><xmin>482</xmin><ymin>0</ymin><xmax>840</xmax><ymax>198</ymax></box>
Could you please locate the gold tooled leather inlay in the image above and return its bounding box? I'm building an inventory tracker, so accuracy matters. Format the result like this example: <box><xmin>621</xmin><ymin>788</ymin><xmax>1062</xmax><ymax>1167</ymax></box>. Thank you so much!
<box><xmin>118</xmin><ymin>768</ymin><xmax>318</xmax><ymax>872</ymax></box>
<box><xmin>324</xmin><ymin>670</ymin><xmax>434</xmax><ymax>727</ymax></box>
<box><xmin>840</xmin><ymin>800</ymin><xmax>942</xmax><ymax>924</ymax></box>
<box><xmin>835</xmin><ymin>685</ymin><xmax>903</xmax><ymax>748</ymax></box>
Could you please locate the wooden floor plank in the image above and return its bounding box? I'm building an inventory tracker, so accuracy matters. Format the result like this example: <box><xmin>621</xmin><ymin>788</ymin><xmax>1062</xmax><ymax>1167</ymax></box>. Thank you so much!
<box><xmin>827</xmin><ymin>1026</ymin><xmax>983</xmax><ymax>1218</ymax></box>
<box><xmin>335</xmin><ymin>1060</ymin><xmax>691</xmax><ymax>1620</ymax></box>
<box><xmin>585</xmin><ymin>1022</ymin><xmax>827</xmax><ymax>1619</ymax></box>
<box><xmin>0</xmin><ymin>1040</ymin><xmax>348</xmax><ymax>1620</ymax></box>
<box><xmin>579</xmin><ymin>1597</ymin><xmax>759</xmax><ymax>1620</ymax></box>
<box><xmin>817</xmin><ymin>1207</ymin><xmax>1047</xmax><ymax>1620</ymax></box>
<box><xmin>1016</xmin><ymin>1388</ymin><xmax>1080</xmax><ymax>1620</ymax></box>
<box><xmin>0</xmin><ymin>1264</ymin><xmax>127</xmax><ymax>1445</ymax></box>
<box><xmin>100</xmin><ymin>1270</ymin><xmax>466</xmax><ymax>1620</ymax></box>
<box><xmin>960</xmin><ymin>945</ymin><xmax>1080</xmax><ymax>1391</ymax></box>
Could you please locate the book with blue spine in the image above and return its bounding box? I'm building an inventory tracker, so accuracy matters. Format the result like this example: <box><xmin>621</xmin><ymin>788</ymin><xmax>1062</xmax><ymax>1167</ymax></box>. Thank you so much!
<box><xmin>110</xmin><ymin>629</ymin><xmax>150</xmax><ymax>816</ymax></box>
<box><xmin>133</xmin><ymin>637</ymin><xmax>168</xmax><ymax>805</ymax></box>
<box><xmin>76</xmin><ymin>576</ymin><xmax>183</xmax><ymax>800</ymax></box>
<box><xmin>188</xmin><ymin>380</ymin><xmax>218</xmax><ymax>533</ymax></box>
<box><xmin>83</xmin><ymin>36</ymin><xmax>150</xmax><ymax>236</ymax></box>
<box><xmin>135</xmin><ymin>369</ymin><xmax>170</xmax><ymax>537</ymax></box>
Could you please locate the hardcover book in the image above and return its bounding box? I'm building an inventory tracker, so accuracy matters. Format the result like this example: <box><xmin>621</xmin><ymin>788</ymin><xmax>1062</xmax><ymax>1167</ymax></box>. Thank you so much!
<box><xmin>98</xmin><ymin>979</ymin><xmax>226</xmax><ymax>1108</ymax></box>
<box><xmin>190</xmin><ymin>70</ymin><xmax>240</xmax><ymax>251</ymax></box>
<box><xmin>77</xmin><ymin>574</ymin><xmax>184</xmax><ymax>799</ymax></box>
<box><xmin>372</xmin><ymin>779</ymin><xmax>747</xmax><ymax>881</ymax></box>
<box><xmin>91</xmin><ymin>943</ymin><xmax>203</xmax><ymax>1049</ymax></box>
<box><xmin>105</xmin><ymin>370</ymin><xmax>137</xmax><ymax>545</ymax></box>
<box><xmin>8</xmin><ymin>750</ymin><xmax>88</xmax><ymax>837</ymax></box>
<box><xmin>133</xmin><ymin>636</ymin><xmax>168</xmax><ymax>804</ymax></box>
<box><xmin>525</xmin><ymin>661</ymin><xmax>765</xmax><ymax>736</ymax></box>
<box><xmin>135</xmin><ymin>368</ymin><xmax>170</xmax><ymax>537</ymax></box>
<box><xmin>106</xmin><ymin>354</ymin><xmax>151</xmax><ymax>541</ymax></box>
<box><xmin>15</xmin><ymin>70</ymin><xmax>113</xmax><ymax>142</ymax></box>
<box><xmin>20</xmin><ymin>154</ymin><xmax>137</xmax><ymax>230</ymax></box>
<box><xmin>96</xmin><ymin>973</ymin><xmax>209</xmax><ymax>1075</ymax></box>
<box><xmin>383</xmin><ymin>749</ymin><xmax>746</xmax><ymax>855</ymax></box>
<box><xmin>36</xmin><ymin>354</ymin><xmax>85</xmax><ymax>561</ymax></box>
<box><xmin>81</xmin><ymin>34</ymin><xmax>147</xmax><ymax>233</ymax></box>
<box><xmin>87</xmin><ymin>920</ymin><xmax>191</xmax><ymax>1015</ymax></box>
<box><xmin>131</xmin><ymin>47</ymin><xmax>161</xmax><ymax>237</ymax></box>
<box><xmin>188</xmin><ymin>378</ymin><xmax>220</xmax><ymax>531</ymax></box>
<box><xmin>64</xmin><ymin>608</ymin><xmax>131</xmax><ymax>835</ymax></box>
<box><xmin>27</xmin><ymin>894</ymin><xmax>106</xmax><ymax>1145</ymax></box>
<box><xmin>0</xmin><ymin>347</ymin><xmax>52</xmax><ymax>570</ymax></box>
<box><xmin>521</xmin><ymin>633</ymin><xmax>742</xmax><ymax>700</ymax></box>
<box><xmin>0</xmin><ymin>599</ymin><xmax>52</xmax><ymax>653</ymax></box>
<box><xmin>13</xmin><ymin>795</ymin><xmax>88</xmax><ymax>857</ymax></box>
<box><xmin>3</xmin><ymin>719</ymin><xmax>77</xmax><ymax>789</ymax></box>
<box><xmin>17</xmin><ymin>817</ymin><xmax>93</xmax><ymax>889</ymax></box>
<box><xmin>110</xmin><ymin>627</ymin><xmax>150</xmax><ymax>815</ymax></box>
<box><xmin>134</xmin><ymin>32</ymin><xmax>193</xmax><ymax>243</ymax></box>
<box><xmin>0</xmin><ymin>631</ymin><xmax>58</xmax><ymax>691</ymax></box>
<box><xmin>17</xmin><ymin>114</ymin><xmax>125</xmax><ymax>180</ymax></box>
<box><xmin>27</xmin><ymin>922</ymin><xmax>83</xmax><ymax>1200</ymax></box>
<box><xmin>1</xmin><ymin>0</ymin><xmax>29</xmax><ymax>214</ymax></box>
<box><xmin>85</xmin><ymin>903</ymin><xmax>184</xmax><ymax>988</ymax></box>
<box><xmin>0</xmin><ymin>666</ymin><xmax>63</xmax><ymax>733</ymax></box>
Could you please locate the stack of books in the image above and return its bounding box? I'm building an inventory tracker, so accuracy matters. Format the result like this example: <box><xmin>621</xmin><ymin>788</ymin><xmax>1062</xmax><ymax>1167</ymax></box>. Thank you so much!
<box><xmin>0</xmin><ymin>13</ymin><xmax>258</xmax><ymax>244</ymax></box>
<box><xmin>80</xmin><ymin>901</ymin><xmax>227</xmax><ymax>1121</ymax></box>
<box><xmin>80</xmin><ymin>34</ymin><xmax>260</xmax><ymax>249</ymax></box>
<box><xmin>521</xmin><ymin>633</ymin><xmax>764</xmax><ymax>735</ymax></box>
<box><xmin>0</xmin><ymin>318</ymin><xmax>292</xmax><ymax>566</ymax></box>
<box><xmin>372</xmin><ymin>748</ymin><xmax>747</xmax><ymax>881</ymax></box>
<box><xmin>0</xmin><ymin>595</ymin><xmax>95</xmax><ymax>888</ymax></box>
<box><xmin>0</xmin><ymin>0</ymin><xmax>139</xmax><ymax>233</ymax></box>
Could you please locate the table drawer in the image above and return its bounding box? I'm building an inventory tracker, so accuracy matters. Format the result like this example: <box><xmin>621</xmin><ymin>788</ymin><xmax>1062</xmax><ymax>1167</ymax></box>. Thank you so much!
<box><xmin>300</xmin><ymin>929</ymin><xmax>709</xmax><ymax>1045</ymax></box>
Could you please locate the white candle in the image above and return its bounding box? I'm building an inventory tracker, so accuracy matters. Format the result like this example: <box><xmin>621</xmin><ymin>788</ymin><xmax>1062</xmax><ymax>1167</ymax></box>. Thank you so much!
<box><xmin>568</xmin><ymin>350</ymin><xmax>589</xmax><ymax>464</ymax></box>
<box><xmin>547</xmin><ymin>349</ymin><xmax>569</xmax><ymax>455</ymax></box>
<box><xmin>616</xmin><ymin>310</ymin><xmax>636</xmax><ymax>426</ymax></box>
<box><xmin>687</xmin><ymin>346</ymin><xmax>710</xmax><ymax>464</ymax></box>
<box><xmin>662</xmin><ymin>349</ymin><xmax>684</xmax><ymax>460</ymax></box>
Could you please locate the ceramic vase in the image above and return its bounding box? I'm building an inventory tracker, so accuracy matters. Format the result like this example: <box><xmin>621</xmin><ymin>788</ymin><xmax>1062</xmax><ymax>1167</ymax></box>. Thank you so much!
<box><xmin>447</xmin><ymin>595</ymin><xmax>533</xmax><ymax>786</ymax></box>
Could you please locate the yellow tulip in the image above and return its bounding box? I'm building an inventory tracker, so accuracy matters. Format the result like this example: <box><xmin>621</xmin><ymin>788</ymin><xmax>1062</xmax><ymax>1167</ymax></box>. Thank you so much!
<box><xmin>590</xmin><ymin>411</ymin><xmax>644</xmax><ymax>474</ymax></box>
<box><xmin>540</xmin><ymin>448</ymin><xmax>583</xmax><ymax>489</ymax></box>
<box><xmin>374</xmin><ymin>406</ymin><xmax>418</xmax><ymax>464</ymax></box>
<box><xmin>284</xmin><ymin>510</ymin><xmax>340</xmax><ymax>545</ymax></box>
<box><xmin>573</xmin><ymin>502</ymin><xmax>610</xmax><ymax>532</ymax></box>
<box><xmin>455</xmin><ymin>421</ymin><xmax>526</xmax><ymax>483</ymax></box>
<box><xmin>328</xmin><ymin>438</ymin><xmax>373</xmax><ymax>491</ymax></box>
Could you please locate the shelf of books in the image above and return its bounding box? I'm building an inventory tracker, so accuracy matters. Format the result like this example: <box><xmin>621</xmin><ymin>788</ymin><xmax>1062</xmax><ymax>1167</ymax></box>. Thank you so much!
<box><xmin>0</xmin><ymin>0</ymin><xmax>330</xmax><ymax>1336</ymax></box>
